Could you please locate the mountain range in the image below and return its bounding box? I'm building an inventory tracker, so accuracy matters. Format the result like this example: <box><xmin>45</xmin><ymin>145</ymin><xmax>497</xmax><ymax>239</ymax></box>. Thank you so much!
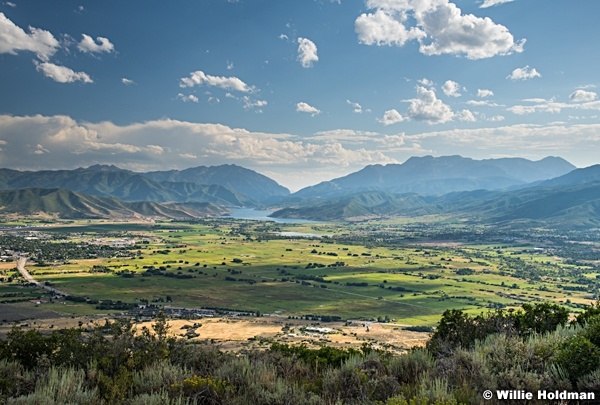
<box><xmin>0</xmin><ymin>156</ymin><xmax>599</xmax><ymax>228</ymax></box>
<box><xmin>0</xmin><ymin>164</ymin><xmax>289</xmax><ymax>207</ymax></box>
<box><xmin>272</xmin><ymin>164</ymin><xmax>600</xmax><ymax>228</ymax></box>
<box><xmin>292</xmin><ymin>155</ymin><xmax>575</xmax><ymax>199</ymax></box>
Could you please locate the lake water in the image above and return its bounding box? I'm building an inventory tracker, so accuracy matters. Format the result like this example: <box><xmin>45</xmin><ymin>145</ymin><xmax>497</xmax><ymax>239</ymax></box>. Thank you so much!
<box><xmin>277</xmin><ymin>231</ymin><xmax>325</xmax><ymax>238</ymax></box>
<box><xmin>223</xmin><ymin>208</ymin><xmax>319</xmax><ymax>224</ymax></box>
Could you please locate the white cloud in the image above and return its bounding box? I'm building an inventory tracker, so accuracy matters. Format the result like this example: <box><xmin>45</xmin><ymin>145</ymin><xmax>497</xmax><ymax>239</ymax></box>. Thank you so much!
<box><xmin>297</xmin><ymin>37</ymin><xmax>318</xmax><ymax>68</ymax></box>
<box><xmin>466</xmin><ymin>100</ymin><xmax>501</xmax><ymax>107</ymax></box>
<box><xmin>488</xmin><ymin>115</ymin><xmax>505</xmax><ymax>122</ymax></box>
<box><xmin>180</xmin><ymin>70</ymin><xmax>253</xmax><ymax>92</ymax></box>
<box><xmin>242</xmin><ymin>97</ymin><xmax>267</xmax><ymax>111</ymax></box>
<box><xmin>34</xmin><ymin>61</ymin><xmax>93</xmax><ymax>83</ymax></box>
<box><xmin>508</xmin><ymin>98</ymin><xmax>600</xmax><ymax>115</ymax></box>
<box><xmin>0</xmin><ymin>114</ymin><xmax>400</xmax><ymax>189</ymax></box>
<box><xmin>311</xmin><ymin>129</ymin><xmax>380</xmax><ymax>143</ymax></box>
<box><xmin>456</xmin><ymin>109</ymin><xmax>476</xmax><ymax>122</ymax></box>
<box><xmin>480</xmin><ymin>0</ymin><xmax>513</xmax><ymax>8</ymax></box>
<box><xmin>418</xmin><ymin>78</ymin><xmax>434</xmax><ymax>87</ymax></box>
<box><xmin>570</xmin><ymin>89</ymin><xmax>598</xmax><ymax>103</ymax></box>
<box><xmin>406</xmin><ymin>86</ymin><xmax>454</xmax><ymax>123</ymax></box>
<box><xmin>296</xmin><ymin>102</ymin><xmax>321</xmax><ymax>116</ymax></box>
<box><xmin>347</xmin><ymin>100</ymin><xmax>364</xmax><ymax>113</ymax></box>
<box><xmin>507</xmin><ymin>65</ymin><xmax>541</xmax><ymax>81</ymax></box>
<box><xmin>356</xmin><ymin>0</ymin><xmax>525</xmax><ymax>59</ymax></box>
<box><xmin>121</xmin><ymin>78</ymin><xmax>135</xmax><ymax>85</ymax></box>
<box><xmin>477</xmin><ymin>89</ymin><xmax>494</xmax><ymax>98</ymax></box>
<box><xmin>226</xmin><ymin>61</ymin><xmax>234</xmax><ymax>70</ymax></box>
<box><xmin>355</xmin><ymin>9</ymin><xmax>425</xmax><ymax>46</ymax></box>
<box><xmin>0</xmin><ymin>12</ymin><xmax>59</xmax><ymax>61</ymax></box>
<box><xmin>442</xmin><ymin>80</ymin><xmax>461</xmax><ymax>97</ymax></box>
<box><xmin>377</xmin><ymin>109</ymin><xmax>405</xmax><ymax>125</ymax></box>
<box><xmin>179</xmin><ymin>153</ymin><xmax>197</xmax><ymax>159</ymax></box>
<box><xmin>279</xmin><ymin>34</ymin><xmax>288</xmax><ymax>40</ymax></box>
<box><xmin>405</xmin><ymin>122</ymin><xmax>600</xmax><ymax>165</ymax></box>
<box><xmin>77</xmin><ymin>34</ymin><xmax>114</xmax><ymax>53</ymax></box>
<box><xmin>5</xmin><ymin>2</ymin><xmax>16</xmax><ymax>7</ymax></box>
<box><xmin>176</xmin><ymin>93</ymin><xmax>199</xmax><ymax>103</ymax></box>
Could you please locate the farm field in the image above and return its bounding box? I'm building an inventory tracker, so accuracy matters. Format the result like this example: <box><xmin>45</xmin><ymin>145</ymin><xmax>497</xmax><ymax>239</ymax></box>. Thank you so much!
<box><xmin>2</xmin><ymin>217</ymin><xmax>597</xmax><ymax>329</ymax></box>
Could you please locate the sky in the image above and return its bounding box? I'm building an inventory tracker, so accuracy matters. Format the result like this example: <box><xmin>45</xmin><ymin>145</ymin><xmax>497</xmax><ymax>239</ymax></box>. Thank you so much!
<box><xmin>1</xmin><ymin>0</ymin><xmax>599</xmax><ymax>191</ymax></box>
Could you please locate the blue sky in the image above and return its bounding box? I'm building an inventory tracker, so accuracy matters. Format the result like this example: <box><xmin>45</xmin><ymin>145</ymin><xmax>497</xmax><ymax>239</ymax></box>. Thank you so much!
<box><xmin>1</xmin><ymin>0</ymin><xmax>599</xmax><ymax>190</ymax></box>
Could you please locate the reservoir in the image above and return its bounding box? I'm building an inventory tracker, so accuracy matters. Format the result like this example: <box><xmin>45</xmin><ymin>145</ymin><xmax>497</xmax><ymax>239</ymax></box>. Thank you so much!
<box><xmin>223</xmin><ymin>208</ymin><xmax>319</xmax><ymax>224</ymax></box>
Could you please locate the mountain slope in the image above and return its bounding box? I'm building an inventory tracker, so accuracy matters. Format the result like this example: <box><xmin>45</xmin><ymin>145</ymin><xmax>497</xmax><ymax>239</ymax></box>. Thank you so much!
<box><xmin>273</xmin><ymin>180</ymin><xmax>600</xmax><ymax>228</ymax></box>
<box><xmin>142</xmin><ymin>164</ymin><xmax>290</xmax><ymax>202</ymax></box>
<box><xmin>0</xmin><ymin>188</ymin><xmax>227</xmax><ymax>220</ymax></box>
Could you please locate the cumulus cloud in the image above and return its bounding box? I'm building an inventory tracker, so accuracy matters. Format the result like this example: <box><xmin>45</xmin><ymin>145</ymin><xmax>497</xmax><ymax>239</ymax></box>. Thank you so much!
<box><xmin>378</xmin><ymin>109</ymin><xmax>405</xmax><ymax>125</ymax></box>
<box><xmin>0</xmin><ymin>114</ymin><xmax>401</xmax><ymax>190</ymax></box>
<box><xmin>34</xmin><ymin>61</ymin><xmax>93</xmax><ymax>83</ymax></box>
<box><xmin>507</xmin><ymin>65</ymin><xmax>541</xmax><ymax>81</ymax></box>
<box><xmin>77</xmin><ymin>34</ymin><xmax>114</xmax><ymax>53</ymax></box>
<box><xmin>570</xmin><ymin>89</ymin><xmax>598</xmax><ymax>102</ymax></box>
<box><xmin>176</xmin><ymin>93</ymin><xmax>199</xmax><ymax>103</ymax></box>
<box><xmin>407</xmin><ymin>86</ymin><xmax>454</xmax><ymax>123</ymax></box>
<box><xmin>442</xmin><ymin>80</ymin><xmax>461</xmax><ymax>97</ymax></box>
<box><xmin>180</xmin><ymin>70</ymin><xmax>253</xmax><ymax>92</ymax></box>
<box><xmin>355</xmin><ymin>0</ymin><xmax>524</xmax><ymax>59</ymax></box>
<box><xmin>0</xmin><ymin>12</ymin><xmax>59</xmax><ymax>61</ymax></box>
<box><xmin>456</xmin><ymin>109</ymin><xmax>476</xmax><ymax>122</ymax></box>
<box><xmin>480</xmin><ymin>0</ymin><xmax>513</xmax><ymax>8</ymax></box>
<box><xmin>296</xmin><ymin>102</ymin><xmax>321</xmax><ymax>116</ymax></box>
<box><xmin>297</xmin><ymin>37</ymin><xmax>318</xmax><ymax>68</ymax></box>
<box><xmin>477</xmin><ymin>89</ymin><xmax>494</xmax><ymax>98</ymax></box>
<box><xmin>355</xmin><ymin>9</ymin><xmax>425</xmax><ymax>46</ymax></box>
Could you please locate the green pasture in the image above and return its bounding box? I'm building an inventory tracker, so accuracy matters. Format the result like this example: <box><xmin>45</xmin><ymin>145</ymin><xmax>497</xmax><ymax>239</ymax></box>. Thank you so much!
<box><xmin>11</xmin><ymin>219</ymin><xmax>597</xmax><ymax>325</ymax></box>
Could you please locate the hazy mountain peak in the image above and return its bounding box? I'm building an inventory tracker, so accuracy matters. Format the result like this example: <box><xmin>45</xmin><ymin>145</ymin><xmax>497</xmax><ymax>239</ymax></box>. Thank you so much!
<box><xmin>294</xmin><ymin>155</ymin><xmax>576</xmax><ymax>198</ymax></box>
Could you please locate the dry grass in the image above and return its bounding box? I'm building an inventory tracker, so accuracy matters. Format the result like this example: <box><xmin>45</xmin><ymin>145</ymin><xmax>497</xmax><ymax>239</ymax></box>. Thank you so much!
<box><xmin>134</xmin><ymin>316</ymin><xmax>429</xmax><ymax>353</ymax></box>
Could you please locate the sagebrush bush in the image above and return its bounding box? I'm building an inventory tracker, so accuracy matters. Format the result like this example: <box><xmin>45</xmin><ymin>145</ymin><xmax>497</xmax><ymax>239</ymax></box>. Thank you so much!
<box><xmin>7</xmin><ymin>366</ymin><xmax>98</xmax><ymax>405</ymax></box>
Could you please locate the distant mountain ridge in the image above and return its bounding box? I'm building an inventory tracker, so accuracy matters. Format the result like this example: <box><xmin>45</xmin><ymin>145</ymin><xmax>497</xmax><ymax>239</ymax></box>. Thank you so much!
<box><xmin>0</xmin><ymin>164</ymin><xmax>290</xmax><ymax>206</ymax></box>
<box><xmin>293</xmin><ymin>155</ymin><xmax>575</xmax><ymax>198</ymax></box>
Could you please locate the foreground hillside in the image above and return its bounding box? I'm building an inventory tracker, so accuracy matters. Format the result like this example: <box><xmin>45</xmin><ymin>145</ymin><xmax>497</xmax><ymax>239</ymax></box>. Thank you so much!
<box><xmin>1</xmin><ymin>303</ymin><xmax>598</xmax><ymax>404</ymax></box>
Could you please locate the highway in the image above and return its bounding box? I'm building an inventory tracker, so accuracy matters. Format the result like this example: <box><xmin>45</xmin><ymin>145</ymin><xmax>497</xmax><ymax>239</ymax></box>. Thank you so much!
<box><xmin>16</xmin><ymin>256</ymin><xmax>69</xmax><ymax>297</ymax></box>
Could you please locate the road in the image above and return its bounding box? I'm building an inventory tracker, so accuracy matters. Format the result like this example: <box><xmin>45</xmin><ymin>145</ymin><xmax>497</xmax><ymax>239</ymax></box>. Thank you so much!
<box><xmin>16</xmin><ymin>256</ymin><xmax>69</xmax><ymax>297</ymax></box>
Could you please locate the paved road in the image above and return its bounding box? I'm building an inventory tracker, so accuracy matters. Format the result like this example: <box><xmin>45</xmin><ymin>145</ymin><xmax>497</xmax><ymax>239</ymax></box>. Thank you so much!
<box><xmin>16</xmin><ymin>256</ymin><xmax>69</xmax><ymax>297</ymax></box>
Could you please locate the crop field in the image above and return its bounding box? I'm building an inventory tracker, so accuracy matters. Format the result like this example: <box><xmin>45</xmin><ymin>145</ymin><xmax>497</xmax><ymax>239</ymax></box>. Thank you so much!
<box><xmin>1</xmin><ymin>218</ymin><xmax>595</xmax><ymax>327</ymax></box>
